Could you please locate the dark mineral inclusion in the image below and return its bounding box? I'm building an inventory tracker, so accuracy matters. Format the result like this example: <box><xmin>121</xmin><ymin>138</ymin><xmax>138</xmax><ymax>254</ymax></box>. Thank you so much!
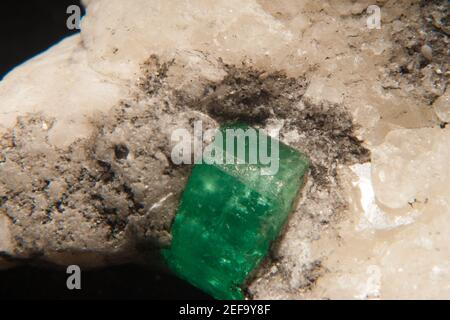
<box><xmin>163</xmin><ymin>124</ymin><xmax>309</xmax><ymax>299</ymax></box>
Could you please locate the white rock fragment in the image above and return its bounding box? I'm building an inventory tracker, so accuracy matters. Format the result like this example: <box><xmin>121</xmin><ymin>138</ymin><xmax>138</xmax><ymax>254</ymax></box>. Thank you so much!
<box><xmin>0</xmin><ymin>35</ymin><xmax>124</xmax><ymax>148</ymax></box>
<box><xmin>372</xmin><ymin>128</ymin><xmax>450</xmax><ymax>209</ymax></box>
<box><xmin>81</xmin><ymin>0</ymin><xmax>296</xmax><ymax>81</ymax></box>
<box><xmin>433</xmin><ymin>87</ymin><xmax>450</xmax><ymax>123</ymax></box>
<box><xmin>303</xmin><ymin>77</ymin><xmax>344</xmax><ymax>105</ymax></box>
<box><xmin>350</xmin><ymin>163</ymin><xmax>419</xmax><ymax>231</ymax></box>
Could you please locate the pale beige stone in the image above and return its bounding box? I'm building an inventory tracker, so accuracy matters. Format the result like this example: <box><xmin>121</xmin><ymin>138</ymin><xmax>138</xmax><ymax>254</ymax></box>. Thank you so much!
<box><xmin>433</xmin><ymin>87</ymin><xmax>450</xmax><ymax>123</ymax></box>
<box><xmin>372</xmin><ymin>128</ymin><xmax>450</xmax><ymax>209</ymax></box>
<box><xmin>0</xmin><ymin>35</ymin><xmax>124</xmax><ymax>148</ymax></box>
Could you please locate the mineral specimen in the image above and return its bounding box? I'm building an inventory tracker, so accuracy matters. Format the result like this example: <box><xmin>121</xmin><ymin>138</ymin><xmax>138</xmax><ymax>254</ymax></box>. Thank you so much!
<box><xmin>0</xmin><ymin>0</ymin><xmax>448</xmax><ymax>299</ymax></box>
<box><xmin>163</xmin><ymin>125</ymin><xmax>309</xmax><ymax>299</ymax></box>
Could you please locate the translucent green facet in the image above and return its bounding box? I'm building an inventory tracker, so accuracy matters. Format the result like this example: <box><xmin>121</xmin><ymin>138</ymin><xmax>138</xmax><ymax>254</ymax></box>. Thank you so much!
<box><xmin>162</xmin><ymin>124</ymin><xmax>309</xmax><ymax>300</ymax></box>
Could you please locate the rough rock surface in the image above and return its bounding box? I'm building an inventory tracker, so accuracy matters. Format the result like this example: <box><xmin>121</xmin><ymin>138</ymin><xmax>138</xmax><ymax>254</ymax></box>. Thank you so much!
<box><xmin>0</xmin><ymin>0</ymin><xmax>449</xmax><ymax>298</ymax></box>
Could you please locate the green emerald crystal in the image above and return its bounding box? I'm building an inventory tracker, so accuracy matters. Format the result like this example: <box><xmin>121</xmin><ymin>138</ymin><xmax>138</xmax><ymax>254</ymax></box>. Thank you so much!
<box><xmin>163</xmin><ymin>124</ymin><xmax>309</xmax><ymax>300</ymax></box>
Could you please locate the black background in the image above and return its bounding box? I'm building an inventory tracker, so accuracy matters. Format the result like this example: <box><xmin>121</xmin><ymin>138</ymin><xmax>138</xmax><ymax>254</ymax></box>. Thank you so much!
<box><xmin>0</xmin><ymin>1</ymin><xmax>85</xmax><ymax>78</ymax></box>
<box><xmin>0</xmin><ymin>1</ymin><xmax>209</xmax><ymax>300</ymax></box>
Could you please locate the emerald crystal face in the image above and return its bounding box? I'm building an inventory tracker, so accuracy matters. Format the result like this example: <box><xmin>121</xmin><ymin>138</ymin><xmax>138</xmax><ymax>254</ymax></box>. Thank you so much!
<box><xmin>163</xmin><ymin>124</ymin><xmax>309</xmax><ymax>300</ymax></box>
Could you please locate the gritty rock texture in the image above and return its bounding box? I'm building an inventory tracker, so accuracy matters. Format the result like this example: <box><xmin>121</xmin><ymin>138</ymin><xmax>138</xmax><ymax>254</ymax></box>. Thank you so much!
<box><xmin>0</xmin><ymin>0</ymin><xmax>449</xmax><ymax>299</ymax></box>
<box><xmin>433</xmin><ymin>87</ymin><xmax>450</xmax><ymax>122</ymax></box>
